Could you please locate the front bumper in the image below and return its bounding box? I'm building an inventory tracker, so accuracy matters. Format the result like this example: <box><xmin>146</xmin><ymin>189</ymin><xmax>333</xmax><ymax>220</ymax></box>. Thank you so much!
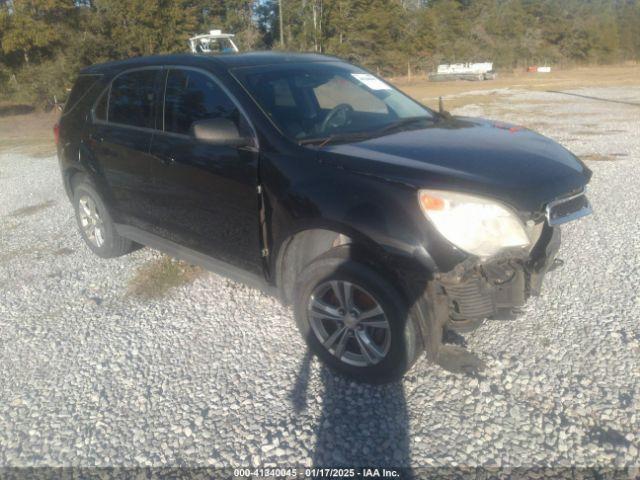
<box><xmin>436</xmin><ymin>226</ymin><xmax>562</xmax><ymax>321</ymax></box>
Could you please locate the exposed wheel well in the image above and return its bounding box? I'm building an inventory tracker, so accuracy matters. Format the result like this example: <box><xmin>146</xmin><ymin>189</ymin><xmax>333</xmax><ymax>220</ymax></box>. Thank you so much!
<box><xmin>276</xmin><ymin>229</ymin><xmax>350</xmax><ymax>304</ymax></box>
<box><xmin>66</xmin><ymin>168</ymin><xmax>86</xmax><ymax>196</ymax></box>
<box><xmin>276</xmin><ymin>228</ymin><xmax>398</xmax><ymax>304</ymax></box>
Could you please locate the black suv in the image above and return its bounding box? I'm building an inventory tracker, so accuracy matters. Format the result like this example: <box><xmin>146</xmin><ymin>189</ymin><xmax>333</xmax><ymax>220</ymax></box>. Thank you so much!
<box><xmin>56</xmin><ymin>53</ymin><xmax>592</xmax><ymax>383</ymax></box>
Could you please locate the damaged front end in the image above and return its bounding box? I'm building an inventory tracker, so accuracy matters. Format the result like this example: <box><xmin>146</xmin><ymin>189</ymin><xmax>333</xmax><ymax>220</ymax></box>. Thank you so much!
<box><xmin>437</xmin><ymin>225</ymin><xmax>561</xmax><ymax>332</ymax></box>
<box><xmin>431</xmin><ymin>189</ymin><xmax>591</xmax><ymax>333</ymax></box>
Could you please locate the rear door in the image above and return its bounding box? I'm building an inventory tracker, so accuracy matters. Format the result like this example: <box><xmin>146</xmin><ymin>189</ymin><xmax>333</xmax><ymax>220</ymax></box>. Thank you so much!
<box><xmin>147</xmin><ymin>67</ymin><xmax>262</xmax><ymax>274</ymax></box>
<box><xmin>90</xmin><ymin>68</ymin><xmax>162</xmax><ymax>228</ymax></box>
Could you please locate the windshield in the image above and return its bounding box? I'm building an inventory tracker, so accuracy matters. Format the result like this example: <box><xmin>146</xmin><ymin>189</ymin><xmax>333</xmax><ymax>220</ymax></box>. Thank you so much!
<box><xmin>232</xmin><ymin>62</ymin><xmax>434</xmax><ymax>143</ymax></box>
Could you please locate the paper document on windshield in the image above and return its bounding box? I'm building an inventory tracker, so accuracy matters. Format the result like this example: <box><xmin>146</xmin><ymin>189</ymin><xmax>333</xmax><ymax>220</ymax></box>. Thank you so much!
<box><xmin>351</xmin><ymin>73</ymin><xmax>392</xmax><ymax>91</ymax></box>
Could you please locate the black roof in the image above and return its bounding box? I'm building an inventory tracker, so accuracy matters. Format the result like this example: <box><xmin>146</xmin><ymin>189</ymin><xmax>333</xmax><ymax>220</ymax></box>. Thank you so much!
<box><xmin>81</xmin><ymin>51</ymin><xmax>341</xmax><ymax>75</ymax></box>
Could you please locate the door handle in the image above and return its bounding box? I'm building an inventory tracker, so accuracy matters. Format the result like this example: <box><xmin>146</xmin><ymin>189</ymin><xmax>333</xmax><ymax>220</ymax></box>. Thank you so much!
<box><xmin>153</xmin><ymin>153</ymin><xmax>176</xmax><ymax>166</ymax></box>
<box><xmin>159</xmin><ymin>156</ymin><xmax>176</xmax><ymax>166</ymax></box>
<box><xmin>89</xmin><ymin>133</ymin><xmax>104</xmax><ymax>143</ymax></box>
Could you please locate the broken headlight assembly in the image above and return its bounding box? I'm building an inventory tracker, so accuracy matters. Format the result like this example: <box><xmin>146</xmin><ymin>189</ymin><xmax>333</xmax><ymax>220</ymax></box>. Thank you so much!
<box><xmin>418</xmin><ymin>189</ymin><xmax>534</xmax><ymax>259</ymax></box>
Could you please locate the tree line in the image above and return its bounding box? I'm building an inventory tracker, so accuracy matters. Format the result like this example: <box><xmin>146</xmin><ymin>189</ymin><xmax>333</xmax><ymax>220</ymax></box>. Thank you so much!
<box><xmin>1</xmin><ymin>0</ymin><xmax>639</xmax><ymax>107</ymax></box>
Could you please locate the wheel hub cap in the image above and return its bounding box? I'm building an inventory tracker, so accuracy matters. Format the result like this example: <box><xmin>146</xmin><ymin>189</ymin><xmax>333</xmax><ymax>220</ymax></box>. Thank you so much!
<box><xmin>343</xmin><ymin>311</ymin><xmax>359</xmax><ymax>329</ymax></box>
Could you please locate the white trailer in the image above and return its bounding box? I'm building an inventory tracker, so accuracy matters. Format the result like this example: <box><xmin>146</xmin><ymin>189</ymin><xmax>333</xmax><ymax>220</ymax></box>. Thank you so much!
<box><xmin>430</xmin><ymin>62</ymin><xmax>496</xmax><ymax>82</ymax></box>
<box><xmin>437</xmin><ymin>62</ymin><xmax>494</xmax><ymax>75</ymax></box>
<box><xmin>189</xmin><ymin>30</ymin><xmax>239</xmax><ymax>54</ymax></box>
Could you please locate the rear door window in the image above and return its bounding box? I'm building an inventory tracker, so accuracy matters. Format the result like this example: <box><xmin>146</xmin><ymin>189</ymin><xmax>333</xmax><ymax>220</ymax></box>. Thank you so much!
<box><xmin>108</xmin><ymin>69</ymin><xmax>159</xmax><ymax>129</ymax></box>
<box><xmin>163</xmin><ymin>69</ymin><xmax>241</xmax><ymax>135</ymax></box>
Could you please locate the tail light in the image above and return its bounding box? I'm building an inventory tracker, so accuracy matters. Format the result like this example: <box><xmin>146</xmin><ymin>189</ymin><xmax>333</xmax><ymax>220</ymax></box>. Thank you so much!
<box><xmin>53</xmin><ymin>123</ymin><xmax>60</xmax><ymax>145</ymax></box>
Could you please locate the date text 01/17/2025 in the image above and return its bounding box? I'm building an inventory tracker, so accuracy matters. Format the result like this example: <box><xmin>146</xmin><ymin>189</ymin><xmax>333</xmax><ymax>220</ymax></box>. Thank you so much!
<box><xmin>233</xmin><ymin>467</ymin><xmax>401</xmax><ymax>478</ymax></box>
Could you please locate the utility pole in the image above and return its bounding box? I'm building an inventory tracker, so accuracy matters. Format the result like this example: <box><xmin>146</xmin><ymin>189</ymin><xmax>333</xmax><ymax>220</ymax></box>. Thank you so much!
<box><xmin>279</xmin><ymin>0</ymin><xmax>285</xmax><ymax>48</ymax></box>
<box><xmin>313</xmin><ymin>3</ymin><xmax>317</xmax><ymax>52</ymax></box>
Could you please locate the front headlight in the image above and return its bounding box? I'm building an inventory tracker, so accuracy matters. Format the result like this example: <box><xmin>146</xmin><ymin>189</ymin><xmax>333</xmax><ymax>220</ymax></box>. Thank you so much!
<box><xmin>418</xmin><ymin>189</ymin><xmax>530</xmax><ymax>258</ymax></box>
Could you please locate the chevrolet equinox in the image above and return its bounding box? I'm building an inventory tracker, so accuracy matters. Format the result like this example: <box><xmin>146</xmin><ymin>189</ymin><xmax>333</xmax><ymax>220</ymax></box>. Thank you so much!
<box><xmin>56</xmin><ymin>53</ymin><xmax>592</xmax><ymax>383</ymax></box>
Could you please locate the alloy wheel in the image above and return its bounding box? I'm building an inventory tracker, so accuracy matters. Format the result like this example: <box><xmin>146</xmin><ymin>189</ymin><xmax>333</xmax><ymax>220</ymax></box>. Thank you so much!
<box><xmin>308</xmin><ymin>280</ymin><xmax>391</xmax><ymax>367</ymax></box>
<box><xmin>78</xmin><ymin>194</ymin><xmax>105</xmax><ymax>248</ymax></box>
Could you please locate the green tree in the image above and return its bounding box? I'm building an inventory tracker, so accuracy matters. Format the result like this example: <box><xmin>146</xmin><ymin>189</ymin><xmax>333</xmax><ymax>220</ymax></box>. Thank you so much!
<box><xmin>86</xmin><ymin>0</ymin><xmax>199</xmax><ymax>58</ymax></box>
<box><xmin>1</xmin><ymin>0</ymin><xmax>75</xmax><ymax>65</ymax></box>
<box><xmin>2</xmin><ymin>0</ymin><xmax>640</xmax><ymax>108</ymax></box>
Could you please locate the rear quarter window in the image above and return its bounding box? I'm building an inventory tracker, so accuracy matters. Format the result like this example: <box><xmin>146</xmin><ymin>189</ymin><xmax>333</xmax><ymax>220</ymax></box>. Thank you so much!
<box><xmin>63</xmin><ymin>74</ymin><xmax>102</xmax><ymax>116</ymax></box>
<box><xmin>93</xmin><ymin>90</ymin><xmax>108</xmax><ymax>122</ymax></box>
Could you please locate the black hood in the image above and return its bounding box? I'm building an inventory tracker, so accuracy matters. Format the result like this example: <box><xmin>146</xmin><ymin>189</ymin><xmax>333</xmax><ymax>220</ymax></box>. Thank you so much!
<box><xmin>320</xmin><ymin>117</ymin><xmax>592</xmax><ymax>213</ymax></box>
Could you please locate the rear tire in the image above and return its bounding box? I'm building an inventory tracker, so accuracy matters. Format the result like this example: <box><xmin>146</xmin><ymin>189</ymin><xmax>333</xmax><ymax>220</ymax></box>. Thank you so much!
<box><xmin>72</xmin><ymin>178</ymin><xmax>137</xmax><ymax>258</ymax></box>
<box><xmin>293</xmin><ymin>248</ymin><xmax>423</xmax><ymax>384</ymax></box>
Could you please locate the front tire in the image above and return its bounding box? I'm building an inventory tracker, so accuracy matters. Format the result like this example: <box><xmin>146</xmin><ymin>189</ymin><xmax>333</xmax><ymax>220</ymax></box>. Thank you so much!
<box><xmin>294</xmin><ymin>249</ymin><xmax>423</xmax><ymax>384</ymax></box>
<box><xmin>73</xmin><ymin>179</ymin><xmax>137</xmax><ymax>258</ymax></box>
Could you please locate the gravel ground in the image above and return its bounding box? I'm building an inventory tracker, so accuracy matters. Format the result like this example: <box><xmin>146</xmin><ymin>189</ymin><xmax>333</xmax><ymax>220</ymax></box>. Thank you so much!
<box><xmin>0</xmin><ymin>86</ymin><xmax>639</xmax><ymax>473</ymax></box>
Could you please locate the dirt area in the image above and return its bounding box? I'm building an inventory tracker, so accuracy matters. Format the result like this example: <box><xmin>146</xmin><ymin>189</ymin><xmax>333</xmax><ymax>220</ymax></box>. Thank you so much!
<box><xmin>0</xmin><ymin>110</ymin><xmax>59</xmax><ymax>157</ymax></box>
<box><xmin>395</xmin><ymin>63</ymin><xmax>640</xmax><ymax>111</ymax></box>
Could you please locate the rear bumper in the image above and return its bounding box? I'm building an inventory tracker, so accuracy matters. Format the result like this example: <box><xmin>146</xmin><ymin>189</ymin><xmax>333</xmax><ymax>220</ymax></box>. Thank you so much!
<box><xmin>437</xmin><ymin>226</ymin><xmax>562</xmax><ymax>322</ymax></box>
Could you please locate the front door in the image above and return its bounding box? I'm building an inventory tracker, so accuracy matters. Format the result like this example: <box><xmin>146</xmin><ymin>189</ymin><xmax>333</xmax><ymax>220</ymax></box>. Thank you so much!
<box><xmin>148</xmin><ymin>67</ymin><xmax>262</xmax><ymax>274</ymax></box>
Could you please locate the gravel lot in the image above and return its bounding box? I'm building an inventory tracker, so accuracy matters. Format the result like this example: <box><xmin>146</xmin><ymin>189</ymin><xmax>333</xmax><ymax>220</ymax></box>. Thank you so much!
<box><xmin>1</xmin><ymin>86</ymin><xmax>639</xmax><ymax>473</ymax></box>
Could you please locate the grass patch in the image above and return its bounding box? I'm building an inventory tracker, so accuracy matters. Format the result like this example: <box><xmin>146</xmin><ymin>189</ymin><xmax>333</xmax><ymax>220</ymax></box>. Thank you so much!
<box><xmin>581</xmin><ymin>153</ymin><xmax>617</xmax><ymax>162</ymax></box>
<box><xmin>421</xmin><ymin>93</ymin><xmax>500</xmax><ymax>112</ymax></box>
<box><xmin>573</xmin><ymin>129</ymin><xmax>627</xmax><ymax>136</ymax></box>
<box><xmin>2</xmin><ymin>222</ymin><xmax>19</xmax><ymax>233</ymax></box>
<box><xmin>400</xmin><ymin>65</ymin><xmax>640</xmax><ymax>102</ymax></box>
<box><xmin>0</xmin><ymin>246</ymin><xmax>39</xmax><ymax>263</ymax></box>
<box><xmin>25</xmin><ymin>143</ymin><xmax>56</xmax><ymax>158</ymax></box>
<box><xmin>127</xmin><ymin>255</ymin><xmax>205</xmax><ymax>299</ymax></box>
<box><xmin>0</xmin><ymin>110</ymin><xmax>58</xmax><ymax>156</ymax></box>
<box><xmin>573</xmin><ymin>130</ymin><xmax>604</xmax><ymax>137</ymax></box>
<box><xmin>0</xmin><ymin>138</ymin><xmax>55</xmax><ymax>157</ymax></box>
<box><xmin>606</xmin><ymin>129</ymin><xmax>627</xmax><ymax>134</ymax></box>
<box><xmin>9</xmin><ymin>200</ymin><xmax>56</xmax><ymax>217</ymax></box>
<box><xmin>522</xmin><ymin>121</ymin><xmax>551</xmax><ymax>131</ymax></box>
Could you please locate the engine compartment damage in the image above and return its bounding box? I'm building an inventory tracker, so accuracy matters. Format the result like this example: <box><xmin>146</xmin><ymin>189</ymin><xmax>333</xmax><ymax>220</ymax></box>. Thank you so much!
<box><xmin>435</xmin><ymin>225</ymin><xmax>562</xmax><ymax>330</ymax></box>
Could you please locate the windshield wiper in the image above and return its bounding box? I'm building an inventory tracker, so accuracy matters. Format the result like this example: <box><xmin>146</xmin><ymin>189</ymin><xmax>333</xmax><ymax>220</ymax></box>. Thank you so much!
<box><xmin>374</xmin><ymin>116</ymin><xmax>435</xmax><ymax>136</ymax></box>
<box><xmin>299</xmin><ymin>131</ymin><xmax>372</xmax><ymax>147</ymax></box>
<box><xmin>299</xmin><ymin>116</ymin><xmax>436</xmax><ymax>148</ymax></box>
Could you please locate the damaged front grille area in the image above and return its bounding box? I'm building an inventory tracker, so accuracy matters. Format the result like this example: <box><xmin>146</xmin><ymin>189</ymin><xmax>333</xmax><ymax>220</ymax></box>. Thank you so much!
<box><xmin>439</xmin><ymin>223</ymin><xmax>562</xmax><ymax>323</ymax></box>
<box><xmin>445</xmin><ymin>276</ymin><xmax>495</xmax><ymax>320</ymax></box>
<box><xmin>444</xmin><ymin>260</ymin><xmax>527</xmax><ymax>321</ymax></box>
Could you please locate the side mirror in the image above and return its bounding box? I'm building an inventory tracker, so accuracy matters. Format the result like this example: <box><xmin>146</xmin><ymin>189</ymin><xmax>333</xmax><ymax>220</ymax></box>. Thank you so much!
<box><xmin>190</xmin><ymin>118</ymin><xmax>252</xmax><ymax>147</ymax></box>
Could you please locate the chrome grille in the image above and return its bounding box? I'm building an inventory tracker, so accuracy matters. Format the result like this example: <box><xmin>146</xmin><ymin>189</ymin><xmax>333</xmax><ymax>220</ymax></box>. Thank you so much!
<box><xmin>546</xmin><ymin>191</ymin><xmax>592</xmax><ymax>226</ymax></box>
